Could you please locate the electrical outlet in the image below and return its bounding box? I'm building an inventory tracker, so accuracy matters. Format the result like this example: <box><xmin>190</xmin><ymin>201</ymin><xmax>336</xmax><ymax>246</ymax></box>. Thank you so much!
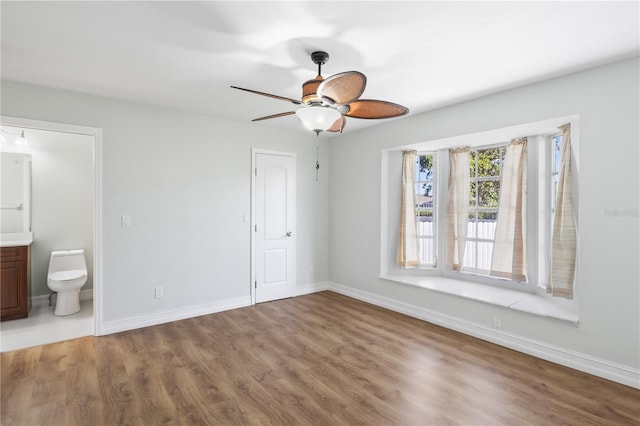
<box><xmin>155</xmin><ymin>286</ymin><xmax>163</xmax><ymax>298</ymax></box>
<box><xmin>493</xmin><ymin>317</ymin><xmax>502</xmax><ymax>331</ymax></box>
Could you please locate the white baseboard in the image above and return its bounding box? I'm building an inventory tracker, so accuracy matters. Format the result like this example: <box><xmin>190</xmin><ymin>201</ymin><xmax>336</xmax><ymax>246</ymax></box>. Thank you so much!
<box><xmin>98</xmin><ymin>283</ymin><xmax>328</xmax><ymax>336</ymax></box>
<box><xmin>328</xmin><ymin>281</ymin><xmax>640</xmax><ymax>390</ymax></box>
<box><xmin>54</xmin><ymin>280</ymin><xmax>637</xmax><ymax>389</ymax></box>
<box><xmin>31</xmin><ymin>288</ymin><xmax>94</xmax><ymax>307</ymax></box>
<box><xmin>296</xmin><ymin>281</ymin><xmax>330</xmax><ymax>296</ymax></box>
<box><xmin>100</xmin><ymin>296</ymin><xmax>251</xmax><ymax>335</ymax></box>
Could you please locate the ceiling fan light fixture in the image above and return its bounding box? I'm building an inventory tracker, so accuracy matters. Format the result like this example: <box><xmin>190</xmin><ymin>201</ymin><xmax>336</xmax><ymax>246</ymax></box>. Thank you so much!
<box><xmin>295</xmin><ymin>106</ymin><xmax>341</xmax><ymax>134</ymax></box>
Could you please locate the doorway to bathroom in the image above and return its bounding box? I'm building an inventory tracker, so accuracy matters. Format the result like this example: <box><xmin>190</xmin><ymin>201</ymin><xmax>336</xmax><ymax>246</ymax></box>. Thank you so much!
<box><xmin>0</xmin><ymin>116</ymin><xmax>102</xmax><ymax>352</ymax></box>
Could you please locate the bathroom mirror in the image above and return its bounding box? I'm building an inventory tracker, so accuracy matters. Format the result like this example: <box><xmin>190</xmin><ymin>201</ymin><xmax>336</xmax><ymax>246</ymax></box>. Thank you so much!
<box><xmin>1</xmin><ymin>152</ymin><xmax>32</xmax><ymax>233</ymax></box>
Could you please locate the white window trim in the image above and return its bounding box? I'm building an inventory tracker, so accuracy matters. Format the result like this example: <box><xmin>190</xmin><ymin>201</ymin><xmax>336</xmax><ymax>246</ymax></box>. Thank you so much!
<box><xmin>380</xmin><ymin>115</ymin><xmax>580</xmax><ymax>322</ymax></box>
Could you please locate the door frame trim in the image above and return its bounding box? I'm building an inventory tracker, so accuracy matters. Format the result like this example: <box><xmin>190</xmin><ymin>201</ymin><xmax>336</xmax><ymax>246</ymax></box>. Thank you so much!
<box><xmin>1</xmin><ymin>115</ymin><xmax>103</xmax><ymax>335</ymax></box>
<box><xmin>250</xmin><ymin>148</ymin><xmax>296</xmax><ymax>305</ymax></box>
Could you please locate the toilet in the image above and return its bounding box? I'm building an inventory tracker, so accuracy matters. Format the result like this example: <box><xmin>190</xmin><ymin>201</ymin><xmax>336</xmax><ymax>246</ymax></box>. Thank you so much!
<box><xmin>47</xmin><ymin>249</ymin><xmax>88</xmax><ymax>316</ymax></box>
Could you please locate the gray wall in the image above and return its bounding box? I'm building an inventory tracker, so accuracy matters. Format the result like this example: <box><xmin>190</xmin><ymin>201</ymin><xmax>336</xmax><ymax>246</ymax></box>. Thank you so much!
<box><xmin>1</xmin><ymin>81</ymin><xmax>329</xmax><ymax>323</ymax></box>
<box><xmin>328</xmin><ymin>57</ymin><xmax>639</xmax><ymax>370</ymax></box>
<box><xmin>2</xmin><ymin>57</ymin><xmax>637</xmax><ymax>376</ymax></box>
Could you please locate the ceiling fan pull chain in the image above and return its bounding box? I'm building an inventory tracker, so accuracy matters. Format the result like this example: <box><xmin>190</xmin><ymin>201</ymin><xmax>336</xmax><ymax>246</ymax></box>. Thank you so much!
<box><xmin>316</xmin><ymin>137</ymin><xmax>320</xmax><ymax>182</ymax></box>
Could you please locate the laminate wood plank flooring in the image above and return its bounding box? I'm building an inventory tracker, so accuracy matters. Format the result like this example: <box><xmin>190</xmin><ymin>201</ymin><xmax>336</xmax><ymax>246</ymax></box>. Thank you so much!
<box><xmin>2</xmin><ymin>291</ymin><xmax>639</xmax><ymax>425</ymax></box>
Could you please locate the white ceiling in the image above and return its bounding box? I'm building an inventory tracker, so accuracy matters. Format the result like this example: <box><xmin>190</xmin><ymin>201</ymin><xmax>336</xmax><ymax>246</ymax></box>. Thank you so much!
<box><xmin>1</xmin><ymin>1</ymin><xmax>638</xmax><ymax>136</ymax></box>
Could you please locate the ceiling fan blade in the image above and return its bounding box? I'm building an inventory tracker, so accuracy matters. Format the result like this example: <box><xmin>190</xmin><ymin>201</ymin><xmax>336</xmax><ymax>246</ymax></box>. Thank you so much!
<box><xmin>317</xmin><ymin>71</ymin><xmax>366</xmax><ymax>105</ymax></box>
<box><xmin>326</xmin><ymin>115</ymin><xmax>346</xmax><ymax>133</ymax></box>
<box><xmin>345</xmin><ymin>99</ymin><xmax>409</xmax><ymax>119</ymax></box>
<box><xmin>231</xmin><ymin>86</ymin><xmax>301</xmax><ymax>105</ymax></box>
<box><xmin>251</xmin><ymin>111</ymin><xmax>296</xmax><ymax>122</ymax></box>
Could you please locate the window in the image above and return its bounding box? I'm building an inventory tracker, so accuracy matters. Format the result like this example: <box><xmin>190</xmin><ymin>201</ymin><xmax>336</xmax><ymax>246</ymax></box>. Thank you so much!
<box><xmin>550</xmin><ymin>133</ymin><xmax>562</xmax><ymax>217</ymax></box>
<box><xmin>408</xmin><ymin>134</ymin><xmax>565</xmax><ymax>288</ymax></box>
<box><xmin>385</xmin><ymin>117</ymin><xmax>577</xmax><ymax>299</ymax></box>
<box><xmin>413</xmin><ymin>144</ymin><xmax>514</xmax><ymax>277</ymax></box>
<box><xmin>383</xmin><ymin>118</ymin><xmax>579</xmax><ymax>320</ymax></box>
<box><xmin>464</xmin><ymin>145</ymin><xmax>505</xmax><ymax>274</ymax></box>
<box><xmin>415</xmin><ymin>153</ymin><xmax>436</xmax><ymax>266</ymax></box>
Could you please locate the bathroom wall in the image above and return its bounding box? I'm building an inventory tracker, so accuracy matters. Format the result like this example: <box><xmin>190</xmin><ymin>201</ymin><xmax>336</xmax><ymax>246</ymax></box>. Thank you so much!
<box><xmin>0</xmin><ymin>151</ymin><xmax>30</xmax><ymax>233</ymax></box>
<box><xmin>25</xmin><ymin>128</ymin><xmax>94</xmax><ymax>297</ymax></box>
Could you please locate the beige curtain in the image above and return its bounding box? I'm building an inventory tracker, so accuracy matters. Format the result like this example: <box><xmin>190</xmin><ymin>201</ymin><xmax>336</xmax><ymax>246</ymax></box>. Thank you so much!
<box><xmin>547</xmin><ymin>124</ymin><xmax>576</xmax><ymax>298</ymax></box>
<box><xmin>397</xmin><ymin>150</ymin><xmax>419</xmax><ymax>268</ymax></box>
<box><xmin>445</xmin><ymin>148</ymin><xmax>470</xmax><ymax>270</ymax></box>
<box><xmin>491</xmin><ymin>138</ymin><xmax>527</xmax><ymax>281</ymax></box>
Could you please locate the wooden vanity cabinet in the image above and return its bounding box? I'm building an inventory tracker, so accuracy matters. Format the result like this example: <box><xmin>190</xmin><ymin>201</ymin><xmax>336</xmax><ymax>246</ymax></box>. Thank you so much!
<box><xmin>0</xmin><ymin>246</ymin><xmax>31</xmax><ymax>321</ymax></box>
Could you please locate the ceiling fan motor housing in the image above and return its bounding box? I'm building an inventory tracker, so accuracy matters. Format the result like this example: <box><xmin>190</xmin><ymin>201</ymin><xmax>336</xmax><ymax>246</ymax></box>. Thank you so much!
<box><xmin>302</xmin><ymin>76</ymin><xmax>324</xmax><ymax>105</ymax></box>
<box><xmin>302</xmin><ymin>51</ymin><xmax>331</xmax><ymax>105</ymax></box>
<box><xmin>311</xmin><ymin>51</ymin><xmax>329</xmax><ymax>65</ymax></box>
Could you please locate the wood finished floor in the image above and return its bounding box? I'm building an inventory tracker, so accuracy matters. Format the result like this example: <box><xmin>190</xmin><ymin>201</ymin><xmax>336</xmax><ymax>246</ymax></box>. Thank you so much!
<box><xmin>2</xmin><ymin>291</ymin><xmax>639</xmax><ymax>425</ymax></box>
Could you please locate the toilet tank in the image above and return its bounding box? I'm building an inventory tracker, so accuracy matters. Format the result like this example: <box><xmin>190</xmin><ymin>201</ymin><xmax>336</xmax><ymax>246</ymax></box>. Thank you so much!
<box><xmin>48</xmin><ymin>250</ymin><xmax>87</xmax><ymax>274</ymax></box>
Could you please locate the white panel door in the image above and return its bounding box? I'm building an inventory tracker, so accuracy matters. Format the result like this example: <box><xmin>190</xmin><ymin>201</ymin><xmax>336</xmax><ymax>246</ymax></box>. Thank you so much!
<box><xmin>254</xmin><ymin>152</ymin><xmax>296</xmax><ymax>303</ymax></box>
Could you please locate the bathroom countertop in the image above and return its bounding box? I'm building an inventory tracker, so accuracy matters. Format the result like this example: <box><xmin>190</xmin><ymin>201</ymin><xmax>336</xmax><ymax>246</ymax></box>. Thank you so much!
<box><xmin>0</xmin><ymin>232</ymin><xmax>33</xmax><ymax>247</ymax></box>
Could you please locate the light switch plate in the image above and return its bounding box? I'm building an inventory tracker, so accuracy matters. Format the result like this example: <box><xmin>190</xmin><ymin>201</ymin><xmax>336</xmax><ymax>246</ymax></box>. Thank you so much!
<box><xmin>121</xmin><ymin>215</ymin><xmax>131</xmax><ymax>227</ymax></box>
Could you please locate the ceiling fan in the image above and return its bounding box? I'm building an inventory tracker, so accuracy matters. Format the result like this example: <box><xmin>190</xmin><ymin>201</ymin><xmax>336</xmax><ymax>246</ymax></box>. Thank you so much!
<box><xmin>231</xmin><ymin>51</ymin><xmax>409</xmax><ymax>135</ymax></box>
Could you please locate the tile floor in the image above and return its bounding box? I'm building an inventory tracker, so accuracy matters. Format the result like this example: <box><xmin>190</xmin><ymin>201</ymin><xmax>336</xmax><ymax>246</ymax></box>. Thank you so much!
<box><xmin>0</xmin><ymin>299</ymin><xmax>93</xmax><ymax>352</ymax></box>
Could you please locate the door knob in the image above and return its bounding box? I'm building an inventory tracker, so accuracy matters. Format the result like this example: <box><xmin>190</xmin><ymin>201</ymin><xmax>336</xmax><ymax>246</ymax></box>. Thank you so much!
<box><xmin>286</xmin><ymin>231</ymin><xmax>292</xmax><ymax>237</ymax></box>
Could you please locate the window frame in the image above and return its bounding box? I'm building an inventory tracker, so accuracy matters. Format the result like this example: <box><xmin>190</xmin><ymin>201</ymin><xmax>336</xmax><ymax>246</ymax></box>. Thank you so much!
<box><xmin>464</xmin><ymin>143</ymin><xmax>505</xmax><ymax>275</ymax></box>
<box><xmin>380</xmin><ymin>114</ymin><xmax>580</xmax><ymax>301</ymax></box>
<box><xmin>436</xmin><ymin>140</ymin><xmax>540</xmax><ymax>293</ymax></box>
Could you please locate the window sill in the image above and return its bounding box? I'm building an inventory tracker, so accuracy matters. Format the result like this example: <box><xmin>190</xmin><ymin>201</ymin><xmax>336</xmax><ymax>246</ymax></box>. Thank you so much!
<box><xmin>380</xmin><ymin>274</ymin><xmax>579</xmax><ymax>324</ymax></box>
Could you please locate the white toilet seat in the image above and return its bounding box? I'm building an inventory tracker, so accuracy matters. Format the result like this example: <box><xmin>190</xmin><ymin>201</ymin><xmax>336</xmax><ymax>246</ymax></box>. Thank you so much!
<box><xmin>47</xmin><ymin>250</ymin><xmax>88</xmax><ymax>316</ymax></box>
<box><xmin>48</xmin><ymin>269</ymin><xmax>86</xmax><ymax>283</ymax></box>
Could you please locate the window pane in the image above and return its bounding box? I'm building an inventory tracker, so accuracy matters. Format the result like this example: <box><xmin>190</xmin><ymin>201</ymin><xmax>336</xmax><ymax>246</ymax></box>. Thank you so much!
<box><xmin>478</xmin><ymin>180</ymin><xmax>500</xmax><ymax>208</ymax></box>
<box><xmin>418</xmin><ymin>209</ymin><xmax>433</xmax><ymax>223</ymax></box>
<box><xmin>553</xmin><ymin>136</ymin><xmax>562</xmax><ymax>174</ymax></box>
<box><xmin>477</xmin><ymin>148</ymin><xmax>501</xmax><ymax>177</ymax></box>
<box><xmin>414</xmin><ymin>183</ymin><xmax>422</xmax><ymax>202</ymax></box>
<box><xmin>476</xmin><ymin>215</ymin><xmax>497</xmax><ymax>239</ymax></box>
<box><xmin>417</xmin><ymin>154</ymin><xmax>434</xmax><ymax>181</ymax></box>
<box><xmin>415</xmin><ymin>185</ymin><xmax>433</xmax><ymax>210</ymax></box>
<box><xmin>463</xmin><ymin>240</ymin><xmax>475</xmax><ymax>269</ymax></box>
<box><xmin>463</xmin><ymin>240</ymin><xmax>495</xmax><ymax>271</ymax></box>
<box><xmin>551</xmin><ymin>134</ymin><xmax>562</xmax><ymax>213</ymax></box>
<box><xmin>421</xmin><ymin>182</ymin><xmax>433</xmax><ymax>197</ymax></box>
<box><xmin>477</xmin><ymin>211</ymin><xmax>497</xmax><ymax>222</ymax></box>
<box><xmin>419</xmin><ymin>237</ymin><xmax>435</xmax><ymax>265</ymax></box>
<box><xmin>469</xmin><ymin>150</ymin><xmax>477</xmax><ymax>176</ymax></box>
<box><xmin>418</xmin><ymin>213</ymin><xmax>434</xmax><ymax>231</ymax></box>
<box><xmin>470</xmin><ymin>181</ymin><xmax>477</xmax><ymax>207</ymax></box>
<box><xmin>476</xmin><ymin>242</ymin><xmax>494</xmax><ymax>271</ymax></box>
<box><xmin>467</xmin><ymin>214</ymin><xmax>477</xmax><ymax>239</ymax></box>
<box><xmin>415</xmin><ymin>151</ymin><xmax>436</xmax><ymax>267</ymax></box>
